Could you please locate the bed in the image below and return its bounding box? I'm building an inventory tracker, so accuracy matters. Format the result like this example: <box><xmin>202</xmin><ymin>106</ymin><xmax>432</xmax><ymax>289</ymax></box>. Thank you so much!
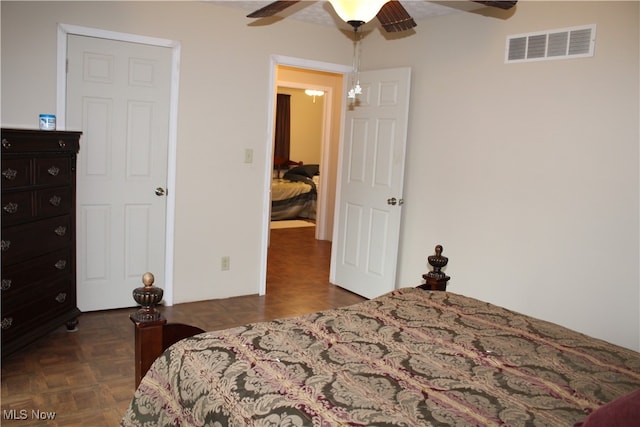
<box><xmin>122</xmin><ymin>247</ymin><xmax>640</xmax><ymax>427</ymax></box>
<box><xmin>271</xmin><ymin>163</ymin><xmax>319</xmax><ymax>221</ymax></box>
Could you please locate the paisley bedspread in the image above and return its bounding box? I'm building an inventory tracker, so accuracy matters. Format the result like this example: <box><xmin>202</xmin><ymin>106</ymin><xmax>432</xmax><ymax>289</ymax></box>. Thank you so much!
<box><xmin>121</xmin><ymin>288</ymin><xmax>640</xmax><ymax>426</ymax></box>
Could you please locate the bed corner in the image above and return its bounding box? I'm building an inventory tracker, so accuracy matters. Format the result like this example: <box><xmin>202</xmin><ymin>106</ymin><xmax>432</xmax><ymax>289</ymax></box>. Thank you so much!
<box><xmin>129</xmin><ymin>272</ymin><xmax>204</xmax><ymax>388</ymax></box>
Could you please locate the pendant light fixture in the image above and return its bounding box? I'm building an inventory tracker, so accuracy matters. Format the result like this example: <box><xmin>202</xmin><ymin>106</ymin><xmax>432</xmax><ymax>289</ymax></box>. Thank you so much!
<box><xmin>347</xmin><ymin>25</ymin><xmax>362</xmax><ymax>101</ymax></box>
<box><xmin>327</xmin><ymin>0</ymin><xmax>390</xmax><ymax>105</ymax></box>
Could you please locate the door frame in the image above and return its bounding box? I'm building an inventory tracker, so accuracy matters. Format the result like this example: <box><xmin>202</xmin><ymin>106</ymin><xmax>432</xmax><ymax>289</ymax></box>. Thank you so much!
<box><xmin>56</xmin><ymin>23</ymin><xmax>181</xmax><ymax>305</ymax></box>
<box><xmin>259</xmin><ymin>55</ymin><xmax>352</xmax><ymax>296</ymax></box>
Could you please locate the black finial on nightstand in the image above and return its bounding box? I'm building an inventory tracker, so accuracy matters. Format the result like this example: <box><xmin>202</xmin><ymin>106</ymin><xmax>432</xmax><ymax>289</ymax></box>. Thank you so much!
<box><xmin>420</xmin><ymin>245</ymin><xmax>450</xmax><ymax>291</ymax></box>
<box><xmin>131</xmin><ymin>272</ymin><xmax>164</xmax><ymax>322</ymax></box>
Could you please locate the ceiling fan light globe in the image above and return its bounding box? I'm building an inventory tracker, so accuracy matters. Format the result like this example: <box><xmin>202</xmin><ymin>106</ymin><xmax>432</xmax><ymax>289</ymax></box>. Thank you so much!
<box><xmin>328</xmin><ymin>0</ymin><xmax>390</xmax><ymax>24</ymax></box>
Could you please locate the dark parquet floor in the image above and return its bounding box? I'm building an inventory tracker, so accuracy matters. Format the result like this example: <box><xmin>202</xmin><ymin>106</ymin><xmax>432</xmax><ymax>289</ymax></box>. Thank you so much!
<box><xmin>1</xmin><ymin>226</ymin><xmax>365</xmax><ymax>426</ymax></box>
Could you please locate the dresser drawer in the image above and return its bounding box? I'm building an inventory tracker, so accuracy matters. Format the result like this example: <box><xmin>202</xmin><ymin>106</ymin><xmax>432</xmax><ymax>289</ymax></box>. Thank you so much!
<box><xmin>1</xmin><ymin>189</ymin><xmax>33</xmax><ymax>222</ymax></box>
<box><xmin>37</xmin><ymin>186</ymin><xmax>73</xmax><ymax>217</ymax></box>
<box><xmin>1</xmin><ymin>277</ymin><xmax>74</xmax><ymax>343</ymax></box>
<box><xmin>2</xmin><ymin>131</ymin><xmax>80</xmax><ymax>154</ymax></box>
<box><xmin>2</xmin><ymin>154</ymin><xmax>73</xmax><ymax>190</ymax></box>
<box><xmin>2</xmin><ymin>187</ymin><xmax>73</xmax><ymax>225</ymax></box>
<box><xmin>34</xmin><ymin>156</ymin><xmax>72</xmax><ymax>187</ymax></box>
<box><xmin>1</xmin><ymin>248</ymin><xmax>72</xmax><ymax>303</ymax></box>
<box><xmin>1</xmin><ymin>158</ymin><xmax>31</xmax><ymax>188</ymax></box>
<box><xmin>1</xmin><ymin>215</ymin><xmax>73</xmax><ymax>265</ymax></box>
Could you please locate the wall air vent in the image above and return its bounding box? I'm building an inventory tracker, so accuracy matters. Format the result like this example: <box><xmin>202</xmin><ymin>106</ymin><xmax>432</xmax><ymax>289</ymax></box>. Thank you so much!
<box><xmin>506</xmin><ymin>24</ymin><xmax>596</xmax><ymax>63</ymax></box>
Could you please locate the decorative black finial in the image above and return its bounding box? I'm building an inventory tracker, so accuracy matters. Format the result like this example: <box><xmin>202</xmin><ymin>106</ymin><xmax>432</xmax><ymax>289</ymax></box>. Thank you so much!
<box><xmin>426</xmin><ymin>245</ymin><xmax>449</xmax><ymax>280</ymax></box>
<box><xmin>131</xmin><ymin>272</ymin><xmax>164</xmax><ymax>322</ymax></box>
<box><xmin>420</xmin><ymin>245</ymin><xmax>450</xmax><ymax>291</ymax></box>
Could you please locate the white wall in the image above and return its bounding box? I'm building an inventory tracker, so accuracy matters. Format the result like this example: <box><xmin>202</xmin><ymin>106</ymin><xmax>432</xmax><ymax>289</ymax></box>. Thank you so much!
<box><xmin>2</xmin><ymin>1</ymin><xmax>638</xmax><ymax>351</ymax></box>
<box><xmin>364</xmin><ymin>1</ymin><xmax>640</xmax><ymax>350</ymax></box>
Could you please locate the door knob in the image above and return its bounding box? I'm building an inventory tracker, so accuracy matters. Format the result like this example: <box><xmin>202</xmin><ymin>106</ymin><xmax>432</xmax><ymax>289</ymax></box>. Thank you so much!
<box><xmin>387</xmin><ymin>197</ymin><xmax>397</xmax><ymax>205</ymax></box>
<box><xmin>155</xmin><ymin>187</ymin><xmax>166</xmax><ymax>196</ymax></box>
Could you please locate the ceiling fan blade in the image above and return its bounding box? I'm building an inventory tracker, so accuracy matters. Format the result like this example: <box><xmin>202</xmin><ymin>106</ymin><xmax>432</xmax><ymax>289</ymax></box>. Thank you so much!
<box><xmin>377</xmin><ymin>0</ymin><xmax>417</xmax><ymax>33</ymax></box>
<box><xmin>472</xmin><ymin>1</ymin><xmax>518</xmax><ymax>10</ymax></box>
<box><xmin>247</xmin><ymin>1</ymin><xmax>301</xmax><ymax>18</ymax></box>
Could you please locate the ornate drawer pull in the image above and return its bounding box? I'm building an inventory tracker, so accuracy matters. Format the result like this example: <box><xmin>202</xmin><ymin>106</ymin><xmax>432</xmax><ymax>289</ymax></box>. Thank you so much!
<box><xmin>1</xmin><ymin>279</ymin><xmax>12</xmax><ymax>290</ymax></box>
<box><xmin>1</xmin><ymin>317</ymin><xmax>13</xmax><ymax>329</ymax></box>
<box><xmin>2</xmin><ymin>168</ymin><xmax>17</xmax><ymax>181</ymax></box>
<box><xmin>49</xmin><ymin>195</ymin><xmax>62</xmax><ymax>207</ymax></box>
<box><xmin>54</xmin><ymin>260</ymin><xmax>67</xmax><ymax>270</ymax></box>
<box><xmin>54</xmin><ymin>226</ymin><xmax>67</xmax><ymax>236</ymax></box>
<box><xmin>55</xmin><ymin>293</ymin><xmax>67</xmax><ymax>303</ymax></box>
<box><xmin>58</xmin><ymin>140</ymin><xmax>66</xmax><ymax>149</ymax></box>
<box><xmin>3</xmin><ymin>202</ymin><xmax>18</xmax><ymax>214</ymax></box>
<box><xmin>2</xmin><ymin>138</ymin><xmax>11</xmax><ymax>149</ymax></box>
<box><xmin>47</xmin><ymin>166</ymin><xmax>60</xmax><ymax>177</ymax></box>
<box><xmin>1</xmin><ymin>240</ymin><xmax>10</xmax><ymax>251</ymax></box>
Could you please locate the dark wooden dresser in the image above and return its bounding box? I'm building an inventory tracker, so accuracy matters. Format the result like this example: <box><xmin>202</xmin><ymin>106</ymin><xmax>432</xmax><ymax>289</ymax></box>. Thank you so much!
<box><xmin>1</xmin><ymin>128</ymin><xmax>82</xmax><ymax>358</ymax></box>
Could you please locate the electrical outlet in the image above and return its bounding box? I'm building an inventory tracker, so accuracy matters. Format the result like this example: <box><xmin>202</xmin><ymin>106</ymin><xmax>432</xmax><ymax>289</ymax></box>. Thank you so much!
<box><xmin>221</xmin><ymin>256</ymin><xmax>230</xmax><ymax>271</ymax></box>
<box><xmin>244</xmin><ymin>148</ymin><xmax>253</xmax><ymax>164</ymax></box>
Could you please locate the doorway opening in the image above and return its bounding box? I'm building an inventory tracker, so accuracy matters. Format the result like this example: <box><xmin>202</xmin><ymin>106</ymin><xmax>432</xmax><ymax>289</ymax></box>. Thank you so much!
<box><xmin>274</xmin><ymin>65</ymin><xmax>343</xmax><ymax>241</ymax></box>
<box><xmin>259</xmin><ymin>56</ymin><xmax>351</xmax><ymax>296</ymax></box>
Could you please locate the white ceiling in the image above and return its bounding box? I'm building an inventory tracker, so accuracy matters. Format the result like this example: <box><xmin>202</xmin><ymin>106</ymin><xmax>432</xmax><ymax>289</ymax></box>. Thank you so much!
<box><xmin>215</xmin><ymin>1</ymin><xmax>485</xmax><ymax>32</ymax></box>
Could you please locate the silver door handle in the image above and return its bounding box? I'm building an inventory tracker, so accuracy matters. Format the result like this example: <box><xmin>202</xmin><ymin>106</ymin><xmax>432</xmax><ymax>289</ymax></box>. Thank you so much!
<box><xmin>387</xmin><ymin>197</ymin><xmax>397</xmax><ymax>205</ymax></box>
<box><xmin>155</xmin><ymin>187</ymin><xmax>166</xmax><ymax>196</ymax></box>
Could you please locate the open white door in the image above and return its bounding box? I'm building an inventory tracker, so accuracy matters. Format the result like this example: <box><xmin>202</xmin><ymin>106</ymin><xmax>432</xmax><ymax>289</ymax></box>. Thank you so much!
<box><xmin>330</xmin><ymin>67</ymin><xmax>411</xmax><ymax>299</ymax></box>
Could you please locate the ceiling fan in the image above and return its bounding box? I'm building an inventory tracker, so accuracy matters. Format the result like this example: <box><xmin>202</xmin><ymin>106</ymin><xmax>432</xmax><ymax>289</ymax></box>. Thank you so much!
<box><xmin>248</xmin><ymin>0</ymin><xmax>518</xmax><ymax>105</ymax></box>
<box><xmin>247</xmin><ymin>0</ymin><xmax>518</xmax><ymax>33</ymax></box>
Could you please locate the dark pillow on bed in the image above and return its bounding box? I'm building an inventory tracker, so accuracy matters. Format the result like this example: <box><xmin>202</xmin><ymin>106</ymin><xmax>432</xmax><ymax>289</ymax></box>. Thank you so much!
<box><xmin>574</xmin><ymin>389</ymin><xmax>640</xmax><ymax>427</ymax></box>
<box><xmin>284</xmin><ymin>164</ymin><xmax>319</xmax><ymax>179</ymax></box>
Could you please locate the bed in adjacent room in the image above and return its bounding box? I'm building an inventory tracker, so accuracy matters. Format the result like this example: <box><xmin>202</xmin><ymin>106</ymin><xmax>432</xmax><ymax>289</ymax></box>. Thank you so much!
<box><xmin>271</xmin><ymin>164</ymin><xmax>319</xmax><ymax>221</ymax></box>
<box><xmin>121</xmin><ymin>247</ymin><xmax>640</xmax><ymax>427</ymax></box>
